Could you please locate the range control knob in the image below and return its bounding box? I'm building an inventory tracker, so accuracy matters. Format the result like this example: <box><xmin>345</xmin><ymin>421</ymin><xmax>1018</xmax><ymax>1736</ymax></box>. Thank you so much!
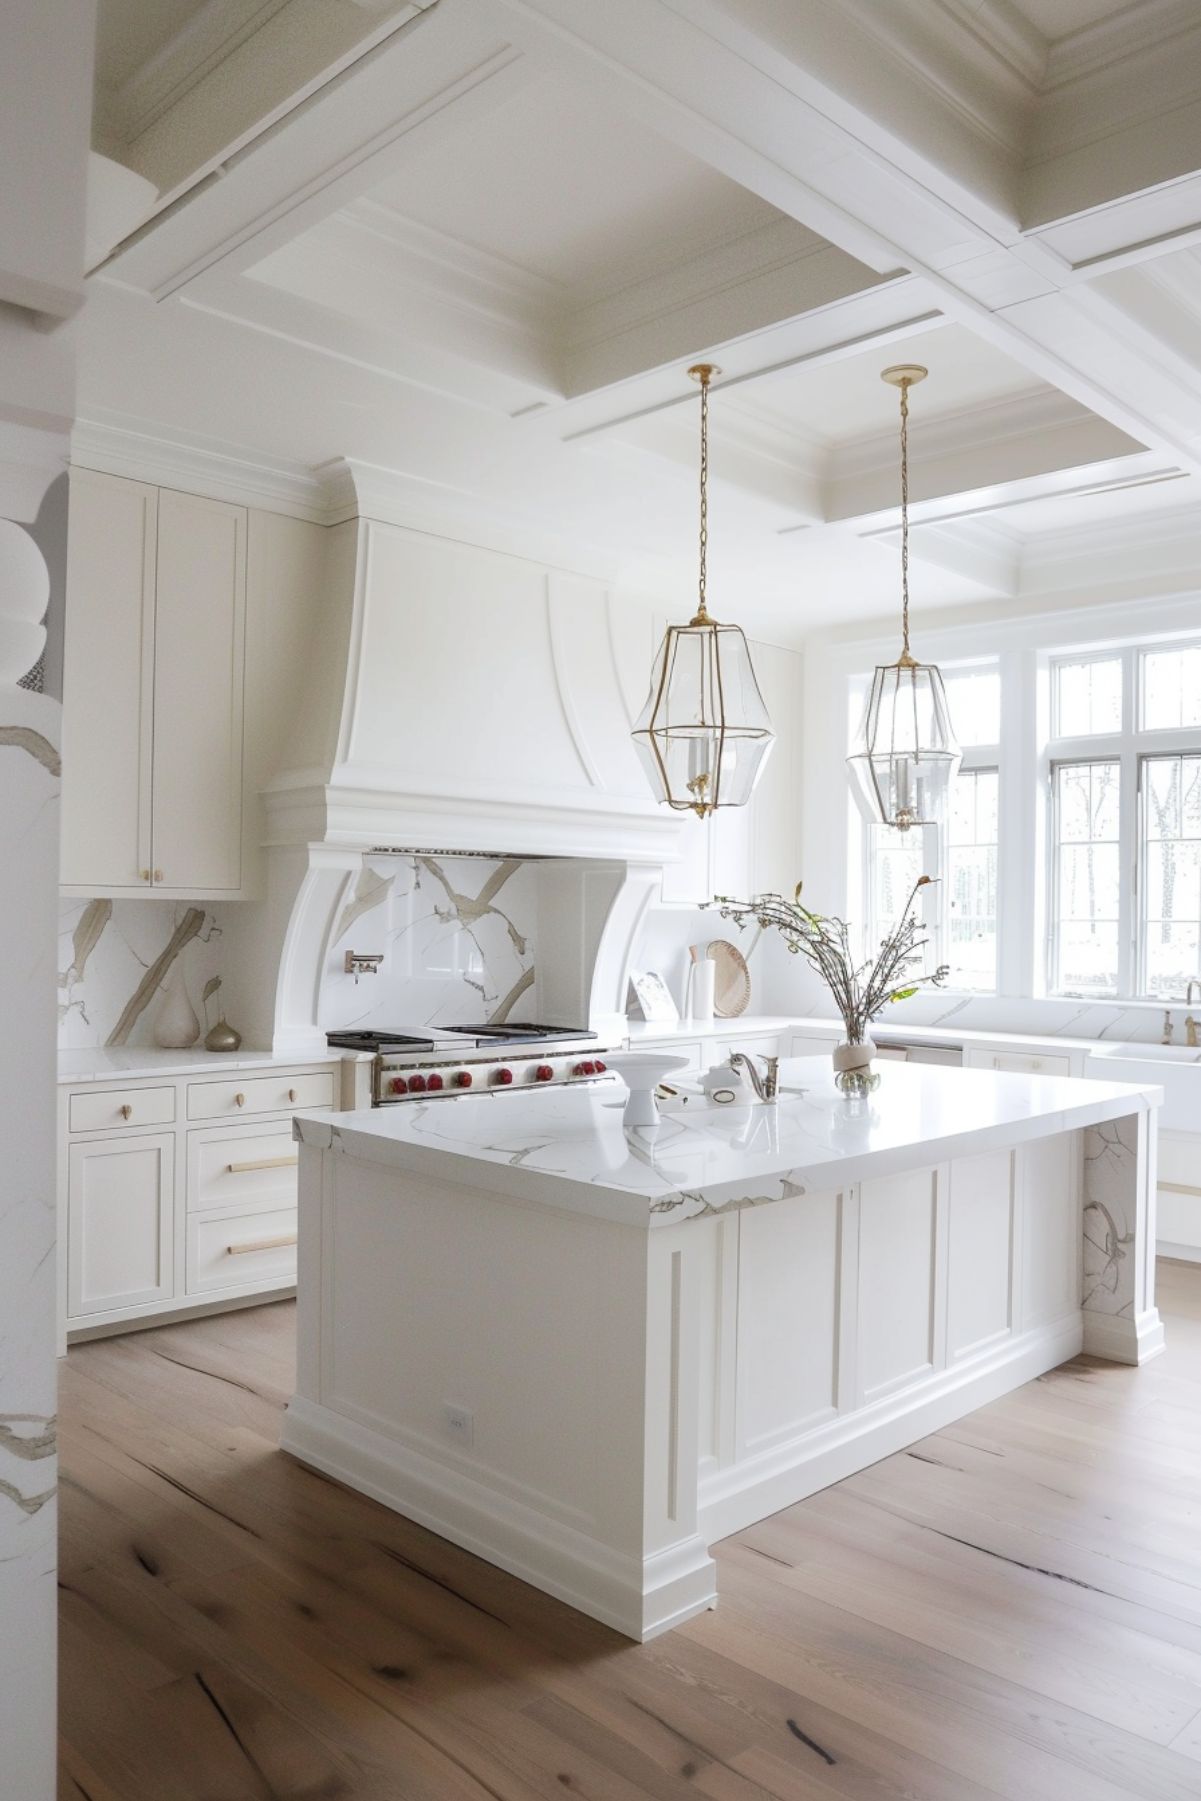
<box><xmin>493</xmin><ymin>1067</ymin><xmax>514</xmax><ymax>1085</ymax></box>
<box><xmin>389</xmin><ymin>1076</ymin><xmax>408</xmax><ymax>1095</ymax></box>
<box><xmin>455</xmin><ymin>1070</ymin><xmax>473</xmax><ymax>1088</ymax></box>
<box><xmin>577</xmin><ymin>1060</ymin><xmax>597</xmax><ymax>1077</ymax></box>
<box><xmin>534</xmin><ymin>1064</ymin><xmax>555</xmax><ymax>1082</ymax></box>
<box><xmin>594</xmin><ymin>1060</ymin><xmax>606</xmax><ymax>1073</ymax></box>
<box><xmin>408</xmin><ymin>1073</ymin><xmax>427</xmax><ymax>1093</ymax></box>
<box><xmin>426</xmin><ymin>1073</ymin><xmax>444</xmax><ymax>1091</ymax></box>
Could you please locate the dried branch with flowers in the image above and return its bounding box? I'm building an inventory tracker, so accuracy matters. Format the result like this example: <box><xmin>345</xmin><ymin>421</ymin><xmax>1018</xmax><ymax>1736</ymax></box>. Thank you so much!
<box><xmin>711</xmin><ymin>877</ymin><xmax>950</xmax><ymax>1045</ymax></box>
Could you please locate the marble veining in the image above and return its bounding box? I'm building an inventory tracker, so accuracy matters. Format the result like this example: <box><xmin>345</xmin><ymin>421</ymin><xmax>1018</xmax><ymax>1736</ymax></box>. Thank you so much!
<box><xmin>1082</xmin><ymin>1116</ymin><xmax>1139</xmax><ymax>1315</ymax></box>
<box><xmin>58</xmin><ymin>897</ymin><xmax>226</xmax><ymax>1048</ymax></box>
<box><xmin>322</xmin><ymin>853</ymin><xmax>539</xmax><ymax>1031</ymax></box>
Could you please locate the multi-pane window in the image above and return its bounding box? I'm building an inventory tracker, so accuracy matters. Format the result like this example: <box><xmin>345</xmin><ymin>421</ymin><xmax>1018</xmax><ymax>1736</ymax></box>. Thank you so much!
<box><xmin>1143</xmin><ymin>648</ymin><xmax>1201</xmax><ymax>731</ymax></box>
<box><xmin>1054</xmin><ymin>656</ymin><xmax>1122</xmax><ymax>737</ymax></box>
<box><xmin>863</xmin><ymin>665</ymin><xmax>1000</xmax><ymax>990</ymax></box>
<box><xmin>1051</xmin><ymin>761</ymin><xmax>1120</xmax><ymax>995</ymax></box>
<box><xmin>1140</xmin><ymin>754</ymin><xmax>1201</xmax><ymax>997</ymax></box>
<box><xmin>947</xmin><ymin>768</ymin><xmax>998</xmax><ymax>991</ymax></box>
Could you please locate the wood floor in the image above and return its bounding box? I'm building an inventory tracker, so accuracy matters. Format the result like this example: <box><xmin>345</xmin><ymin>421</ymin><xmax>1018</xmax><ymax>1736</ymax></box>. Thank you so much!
<box><xmin>58</xmin><ymin>1262</ymin><xmax>1201</xmax><ymax>1801</ymax></box>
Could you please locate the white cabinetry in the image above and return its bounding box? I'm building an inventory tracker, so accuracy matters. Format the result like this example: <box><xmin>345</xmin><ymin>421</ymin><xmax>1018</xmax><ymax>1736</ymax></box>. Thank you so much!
<box><xmin>61</xmin><ymin>468</ymin><xmax>247</xmax><ymax>897</ymax></box>
<box><xmin>963</xmin><ymin>1047</ymin><xmax>1074</xmax><ymax>1076</ymax></box>
<box><xmin>59</xmin><ymin>1060</ymin><xmax>336</xmax><ymax>1344</ymax></box>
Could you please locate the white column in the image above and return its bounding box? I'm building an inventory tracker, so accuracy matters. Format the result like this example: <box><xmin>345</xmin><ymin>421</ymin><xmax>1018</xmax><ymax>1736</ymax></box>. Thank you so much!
<box><xmin>1082</xmin><ymin>1108</ymin><xmax>1164</xmax><ymax>1365</ymax></box>
<box><xmin>0</xmin><ymin>532</ymin><xmax>60</xmax><ymax>1798</ymax></box>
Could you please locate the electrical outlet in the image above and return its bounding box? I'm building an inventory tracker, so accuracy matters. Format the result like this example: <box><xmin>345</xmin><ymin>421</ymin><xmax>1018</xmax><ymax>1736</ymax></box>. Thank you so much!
<box><xmin>442</xmin><ymin>1403</ymin><xmax>474</xmax><ymax>1448</ymax></box>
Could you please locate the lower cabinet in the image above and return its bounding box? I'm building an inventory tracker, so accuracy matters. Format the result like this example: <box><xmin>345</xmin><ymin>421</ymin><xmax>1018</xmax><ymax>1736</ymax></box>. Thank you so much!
<box><xmin>60</xmin><ymin>1061</ymin><xmax>336</xmax><ymax>1343</ymax></box>
<box><xmin>963</xmin><ymin>1048</ymin><xmax>1073</xmax><ymax>1076</ymax></box>
<box><xmin>66</xmin><ymin>1132</ymin><xmax>175</xmax><ymax>1317</ymax></box>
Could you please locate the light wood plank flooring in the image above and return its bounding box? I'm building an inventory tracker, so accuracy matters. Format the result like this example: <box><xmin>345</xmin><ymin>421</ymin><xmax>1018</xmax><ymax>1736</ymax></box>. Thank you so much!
<box><xmin>58</xmin><ymin>1260</ymin><xmax>1201</xmax><ymax>1800</ymax></box>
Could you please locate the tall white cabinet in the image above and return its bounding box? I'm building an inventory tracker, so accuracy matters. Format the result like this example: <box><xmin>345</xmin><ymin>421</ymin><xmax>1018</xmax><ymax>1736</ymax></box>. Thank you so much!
<box><xmin>61</xmin><ymin>468</ymin><xmax>247</xmax><ymax>898</ymax></box>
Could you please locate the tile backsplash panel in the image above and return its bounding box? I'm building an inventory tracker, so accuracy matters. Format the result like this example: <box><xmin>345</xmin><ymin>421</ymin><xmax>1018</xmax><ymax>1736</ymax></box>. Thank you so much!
<box><xmin>320</xmin><ymin>854</ymin><xmax>541</xmax><ymax>1032</ymax></box>
<box><xmin>58</xmin><ymin>898</ymin><xmax>229</xmax><ymax>1049</ymax></box>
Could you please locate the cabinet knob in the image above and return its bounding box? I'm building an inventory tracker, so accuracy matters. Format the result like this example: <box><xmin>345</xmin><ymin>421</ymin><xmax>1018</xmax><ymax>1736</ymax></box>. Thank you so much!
<box><xmin>235</xmin><ymin>1092</ymin><xmax>245</xmax><ymax>1107</ymax></box>
<box><xmin>153</xmin><ymin>869</ymin><xmax>164</xmax><ymax>883</ymax></box>
<box><xmin>139</xmin><ymin>869</ymin><xmax>150</xmax><ymax>882</ymax></box>
<box><xmin>119</xmin><ymin>1104</ymin><xmax>132</xmax><ymax>1120</ymax></box>
<box><xmin>288</xmin><ymin>1089</ymin><xmax>297</xmax><ymax>1103</ymax></box>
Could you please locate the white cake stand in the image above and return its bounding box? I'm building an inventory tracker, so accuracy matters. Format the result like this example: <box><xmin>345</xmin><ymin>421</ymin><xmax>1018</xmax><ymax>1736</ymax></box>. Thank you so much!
<box><xmin>603</xmin><ymin>1051</ymin><xmax>694</xmax><ymax>1128</ymax></box>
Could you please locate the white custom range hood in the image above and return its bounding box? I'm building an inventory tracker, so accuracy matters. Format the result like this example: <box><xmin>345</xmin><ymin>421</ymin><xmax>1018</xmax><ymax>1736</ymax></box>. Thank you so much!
<box><xmin>236</xmin><ymin>480</ymin><xmax>683</xmax><ymax>1055</ymax></box>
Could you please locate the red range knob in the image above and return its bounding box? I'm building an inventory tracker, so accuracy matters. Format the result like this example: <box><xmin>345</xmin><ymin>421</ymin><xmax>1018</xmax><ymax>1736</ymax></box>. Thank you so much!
<box><xmin>535</xmin><ymin>1064</ymin><xmax>554</xmax><ymax>1081</ymax></box>
<box><xmin>426</xmin><ymin>1073</ymin><xmax>444</xmax><ymax>1091</ymax></box>
<box><xmin>581</xmin><ymin>1060</ymin><xmax>597</xmax><ymax>1076</ymax></box>
<box><xmin>594</xmin><ymin>1060</ymin><xmax>606</xmax><ymax>1073</ymax></box>
<box><xmin>455</xmin><ymin>1070</ymin><xmax>473</xmax><ymax>1088</ymax></box>
<box><xmin>493</xmin><ymin>1067</ymin><xmax>514</xmax><ymax>1085</ymax></box>
<box><xmin>408</xmin><ymin>1074</ymin><xmax>427</xmax><ymax>1092</ymax></box>
<box><xmin>389</xmin><ymin>1076</ymin><xmax>408</xmax><ymax>1094</ymax></box>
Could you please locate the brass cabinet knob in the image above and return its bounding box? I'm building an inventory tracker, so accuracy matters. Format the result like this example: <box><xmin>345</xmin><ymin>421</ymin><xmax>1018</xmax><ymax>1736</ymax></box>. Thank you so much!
<box><xmin>235</xmin><ymin>1092</ymin><xmax>245</xmax><ymax>1107</ymax></box>
<box><xmin>139</xmin><ymin>869</ymin><xmax>150</xmax><ymax>882</ymax></box>
<box><xmin>119</xmin><ymin>1104</ymin><xmax>132</xmax><ymax>1120</ymax></box>
<box><xmin>288</xmin><ymin>1088</ymin><xmax>297</xmax><ymax>1103</ymax></box>
<box><xmin>153</xmin><ymin>869</ymin><xmax>164</xmax><ymax>883</ymax></box>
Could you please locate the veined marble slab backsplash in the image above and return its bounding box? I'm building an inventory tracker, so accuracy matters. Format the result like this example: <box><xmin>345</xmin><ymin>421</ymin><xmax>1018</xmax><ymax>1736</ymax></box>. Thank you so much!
<box><xmin>58</xmin><ymin>898</ymin><xmax>229</xmax><ymax>1049</ymax></box>
<box><xmin>321</xmin><ymin>854</ymin><xmax>541</xmax><ymax>1032</ymax></box>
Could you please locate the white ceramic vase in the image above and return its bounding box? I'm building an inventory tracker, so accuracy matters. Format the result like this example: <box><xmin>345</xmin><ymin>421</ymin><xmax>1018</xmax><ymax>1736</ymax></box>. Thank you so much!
<box><xmin>154</xmin><ymin>961</ymin><xmax>201</xmax><ymax>1049</ymax></box>
<box><xmin>833</xmin><ymin>1038</ymin><xmax>876</xmax><ymax>1082</ymax></box>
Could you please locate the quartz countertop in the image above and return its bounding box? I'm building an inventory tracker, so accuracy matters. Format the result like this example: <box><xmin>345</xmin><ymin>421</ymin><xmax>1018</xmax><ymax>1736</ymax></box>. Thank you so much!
<box><xmin>294</xmin><ymin>1055</ymin><xmax>1161</xmax><ymax>1229</ymax></box>
<box><xmin>57</xmin><ymin>1046</ymin><xmax>347</xmax><ymax>1085</ymax></box>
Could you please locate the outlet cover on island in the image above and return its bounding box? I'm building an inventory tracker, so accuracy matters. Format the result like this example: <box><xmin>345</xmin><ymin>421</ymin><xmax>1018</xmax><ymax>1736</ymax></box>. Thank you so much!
<box><xmin>442</xmin><ymin>1402</ymin><xmax>474</xmax><ymax>1448</ymax></box>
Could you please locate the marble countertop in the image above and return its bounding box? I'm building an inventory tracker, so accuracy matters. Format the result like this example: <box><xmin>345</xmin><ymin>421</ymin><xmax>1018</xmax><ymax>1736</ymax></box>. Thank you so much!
<box><xmin>626</xmin><ymin>1012</ymin><xmax>1153</xmax><ymax>1057</ymax></box>
<box><xmin>57</xmin><ymin>1046</ymin><xmax>347</xmax><ymax>1085</ymax></box>
<box><xmin>294</xmin><ymin>1055</ymin><xmax>1162</xmax><ymax>1229</ymax></box>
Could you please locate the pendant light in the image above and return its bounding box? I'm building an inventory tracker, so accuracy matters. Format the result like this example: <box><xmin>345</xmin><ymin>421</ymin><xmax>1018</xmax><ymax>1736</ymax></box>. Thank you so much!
<box><xmin>847</xmin><ymin>365</ymin><xmax>960</xmax><ymax>832</ymax></box>
<box><xmin>631</xmin><ymin>363</ymin><xmax>775</xmax><ymax>817</ymax></box>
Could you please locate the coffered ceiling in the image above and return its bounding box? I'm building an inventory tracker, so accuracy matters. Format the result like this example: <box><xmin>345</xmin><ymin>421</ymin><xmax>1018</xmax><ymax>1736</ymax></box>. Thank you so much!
<box><xmin>75</xmin><ymin>0</ymin><xmax>1201</xmax><ymax>646</ymax></box>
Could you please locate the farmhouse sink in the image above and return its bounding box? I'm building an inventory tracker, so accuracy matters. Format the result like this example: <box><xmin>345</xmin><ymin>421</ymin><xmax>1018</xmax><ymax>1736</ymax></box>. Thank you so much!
<box><xmin>1085</xmin><ymin>1041</ymin><xmax>1197</xmax><ymax>1130</ymax></box>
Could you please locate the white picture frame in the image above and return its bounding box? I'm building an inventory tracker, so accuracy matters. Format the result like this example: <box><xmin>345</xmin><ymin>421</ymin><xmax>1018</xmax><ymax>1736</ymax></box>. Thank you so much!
<box><xmin>629</xmin><ymin>969</ymin><xmax>679</xmax><ymax>1023</ymax></box>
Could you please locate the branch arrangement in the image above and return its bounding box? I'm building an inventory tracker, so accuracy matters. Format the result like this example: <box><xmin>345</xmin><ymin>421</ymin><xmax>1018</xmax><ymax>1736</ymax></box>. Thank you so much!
<box><xmin>710</xmin><ymin>877</ymin><xmax>949</xmax><ymax>1044</ymax></box>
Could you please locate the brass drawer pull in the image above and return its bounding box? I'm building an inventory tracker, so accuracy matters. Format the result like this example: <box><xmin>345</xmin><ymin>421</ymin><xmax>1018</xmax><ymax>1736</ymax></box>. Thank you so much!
<box><xmin>225</xmin><ymin>1232</ymin><xmax>297</xmax><ymax>1256</ymax></box>
<box><xmin>1160</xmin><ymin>1180</ymin><xmax>1201</xmax><ymax>1196</ymax></box>
<box><xmin>288</xmin><ymin>1089</ymin><xmax>297</xmax><ymax>1103</ymax></box>
<box><xmin>153</xmin><ymin>869</ymin><xmax>164</xmax><ymax>883</ymax></box>
<box><xmin>119</xmin><ymin>1104</ymin><xmax>132</xmax><ymax>1120</ymax></box>
<box><xmin>235</xmin><ymin>1092</ymin><xmax>245</xmax><ymax>1107</ymax></box>
<box><xmin>226</xmin><ymin>1155</ymin><xmax>299</xmax><ymax>1174</ymax></box>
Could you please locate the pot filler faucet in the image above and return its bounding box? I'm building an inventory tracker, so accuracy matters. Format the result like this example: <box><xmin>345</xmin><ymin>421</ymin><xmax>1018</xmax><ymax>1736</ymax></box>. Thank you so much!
<box><xmin>728</xmin><ymin>1051</ymin><xmax>781</xmax><ymax>1103</ymax></box>
<box><xmin>1187</xmin><ymin>978</ymin><xmax>1201</xmax><ymax>1046</ymax></box>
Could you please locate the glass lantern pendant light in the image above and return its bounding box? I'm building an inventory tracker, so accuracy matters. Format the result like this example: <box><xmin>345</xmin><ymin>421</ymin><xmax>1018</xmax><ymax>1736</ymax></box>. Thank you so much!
<box><xmin>631</xmin><ymin>363</ymin><xmax>775</xmax><ymax>818</ymax></box>
<box><xmin>847</xmin><ymin>364</ymin><xmax>960</xmax><ymax>832</ymax></box>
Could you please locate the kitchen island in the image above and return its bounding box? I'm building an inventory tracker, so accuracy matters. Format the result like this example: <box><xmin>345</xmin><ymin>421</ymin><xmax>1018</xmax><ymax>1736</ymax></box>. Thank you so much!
<box><xmin>283</xmin><ymin>1057</ymin><xmax>1162</xmax><ymax>1640</ymax></box>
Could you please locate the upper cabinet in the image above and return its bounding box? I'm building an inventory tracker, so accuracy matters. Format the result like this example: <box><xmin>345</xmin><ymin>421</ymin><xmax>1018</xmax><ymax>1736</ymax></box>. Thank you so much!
<box><xmin>61</xmin><ymin>470</ymin><xmax>246</xmax><ymax>897</ymax></box>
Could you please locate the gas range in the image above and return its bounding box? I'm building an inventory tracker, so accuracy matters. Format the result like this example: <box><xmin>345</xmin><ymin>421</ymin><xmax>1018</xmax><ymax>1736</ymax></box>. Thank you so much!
<box><xmin>326</xmin><ymin>1023</ymin><xmax>617</xmax><ymax>1105</ymax></box>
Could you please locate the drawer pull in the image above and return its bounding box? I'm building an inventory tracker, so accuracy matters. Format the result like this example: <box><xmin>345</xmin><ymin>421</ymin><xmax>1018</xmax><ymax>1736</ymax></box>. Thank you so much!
<box><xmin>119</xmin><ymin>1104</ymin><xmax>132</xmax><ymax>1120</ymax></box>
<box><xmin>226</xmin><ymin>1154</ymin><xmax>299</xmax><ymax>1175</ymax></box>
<box><xmin>288</xmin><ymin>1088</ymin><xmax>297</xmax><ymax>1103</ymax></box>
<box><xmin>1160</xmin><ymin>1180</ymin><xmax>1201</xmax><ymax>1196</ymax></box>
<box><xmin>235</xmin><ymin>1093</ymin><xmax>245</xmax><ymax>1107</ymax></box>
<box><xmin>226</xmin><ymin>1232</ymin><xmax>297</xmax><ymax>1256</ymax></box>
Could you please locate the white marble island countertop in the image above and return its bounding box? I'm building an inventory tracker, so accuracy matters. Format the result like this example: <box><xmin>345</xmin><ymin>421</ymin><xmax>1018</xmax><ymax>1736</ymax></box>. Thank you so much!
<box><xmin>294</xmin><ymin>1055</ymin><xmax>1162</xmax><ymax>1229</ymax></box>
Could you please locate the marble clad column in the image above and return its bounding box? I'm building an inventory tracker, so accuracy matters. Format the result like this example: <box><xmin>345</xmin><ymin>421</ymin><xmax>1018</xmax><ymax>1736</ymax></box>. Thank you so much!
<box><xmin>1082</xmin><ymin>1109</ymin><xmax>1164</xmax><ymax>1365</ymax></box>
<box><xmin>0</xmin><ymin>535</ymin><xmax>61</xmax><ymax>1797</ymax></box>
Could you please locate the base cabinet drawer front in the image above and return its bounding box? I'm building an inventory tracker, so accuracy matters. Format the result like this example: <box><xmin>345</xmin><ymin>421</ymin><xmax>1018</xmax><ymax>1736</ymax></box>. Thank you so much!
<box><xmin>188</xmin><ymin>1125</ymin><xmax>299</xmax><ymax>1214</ymax></box>
<box><xmin>788</xmin><ymin>1033</ymin><xmax>840</xmax><ymax>1059</ymax></box>
<box><xmin>186</xmin><ymin>1070</ymin><xmax>335</xmax><ymax>1122</ymax></box>
<box><xmin>718</xmin><ymin>1034</ymin><xmax>780</xmax><ymax>1063</ymax></box>
<box><xmin>187</xmin><ymin>1205</ymin><xmax>297</xmax><ymax>1294</ymax></box>
<box><xmin>1158</xmin><ymin>1132</ymin><xmax>1201</xmax><ymax>1190</ymax></box>
<box><xmin>69</xmin><ymin>1085</ymin><xmax>175</xmax><ymax>1134</ymax></box>
<box><xmin>67</xmin><ymin>1133</ymin><xmax>175</xmax><ymax>1317</ymax></box>
<box><xmin>966</xmin><ymin>1049</ymin><xmax>1072</xmax><ymax>1076</ymax></box>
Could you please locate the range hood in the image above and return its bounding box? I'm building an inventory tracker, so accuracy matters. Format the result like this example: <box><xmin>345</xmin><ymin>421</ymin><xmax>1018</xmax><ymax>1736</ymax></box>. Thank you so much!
<box><xmin>229</xmin><ymin>472</ymin><xmax>682</xmax><ymax>1055</ymax></box>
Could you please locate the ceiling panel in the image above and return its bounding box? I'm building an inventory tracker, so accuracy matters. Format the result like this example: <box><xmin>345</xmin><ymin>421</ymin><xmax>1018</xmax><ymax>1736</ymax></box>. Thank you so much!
<box><xmin>1009</xmin><ymin>0</ymin><xmax>1140</xmax><ymax>41</ymax></box>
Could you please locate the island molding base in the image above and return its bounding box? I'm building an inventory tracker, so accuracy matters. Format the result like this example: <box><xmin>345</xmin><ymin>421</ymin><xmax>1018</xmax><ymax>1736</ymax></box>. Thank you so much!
<box><xmin>1081</xmin><ymin>1306</ymin><xmax>1164</xmax><ymax>1366</ymax></box>
<box><xmin>281</xmin><ymin>1394</ymin><xmax>718</xmax><ymax>1641</ymax></box>
<box><xmin>699</xmin><ymin>1312</ymin><xmax>1083</xmax><ymax>1544</ymax></box>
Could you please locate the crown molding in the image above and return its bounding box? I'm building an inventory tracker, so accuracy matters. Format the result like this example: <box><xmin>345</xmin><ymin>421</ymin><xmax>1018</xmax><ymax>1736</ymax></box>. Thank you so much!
<box><xmin>111</xmin><ymin>0</ymin><xmax>296</xmax><ymax>141</ymax></box>
<box><xmin>70</xmin><ymin>414</ymin><xmax>332</xmax><ymax>521</ymax></box>
<box><xmin>1041</xmin><ymin>0</ymin><xmax>1201</xmax><ymax>91</ymax></box>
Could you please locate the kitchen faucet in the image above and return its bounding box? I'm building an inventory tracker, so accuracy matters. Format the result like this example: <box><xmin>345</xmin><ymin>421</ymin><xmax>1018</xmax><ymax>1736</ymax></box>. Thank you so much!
<box><xmin>728</xmin><ymin>1051</ymin><xmax>780</xmax><ymax>1103</ymax></box>
<box><xmin>1163</xmin><ymin>1010</ymin><xmax>1175</xmax><ymax>1045</ymax></box>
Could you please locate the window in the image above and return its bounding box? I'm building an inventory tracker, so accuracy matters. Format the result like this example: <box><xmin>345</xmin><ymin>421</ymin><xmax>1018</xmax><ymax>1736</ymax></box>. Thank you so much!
<box><xmin>1051</xmin><ymin>761</ymin><xmax>1120</xmax><ymax>995</ymax></box>
<box><xmin>863</xmin><ymin>664</ymin><xmax>999</xmax><ymax>991</ymax></box>
<box><xmin>1140</xmin><ymin>753</ymin><xmax>1201</xmax><ymax>997</ymax></box>
<box><xmin>1053</xmin><ymin>655</ymin><xmax>1122</xmax><ymax>737</ymax></box>
<box><xmin>1142</xmin><ymin>647</ymin><xmax>1201</xmax><ymax>731</ymax></box>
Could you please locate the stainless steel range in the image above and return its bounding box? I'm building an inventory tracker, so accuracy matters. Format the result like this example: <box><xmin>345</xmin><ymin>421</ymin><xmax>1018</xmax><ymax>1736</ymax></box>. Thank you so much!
<box><xmin>327</xmin><ymin>1022</ymin><xmax>617</xmax><ymax>1106</ymax></box>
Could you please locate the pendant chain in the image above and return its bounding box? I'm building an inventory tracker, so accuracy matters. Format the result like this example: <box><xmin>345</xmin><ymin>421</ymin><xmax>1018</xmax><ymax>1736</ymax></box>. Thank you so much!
<box><xmin>899</xmin><ymin>378</ymin><xmax>911</xmax><ymax>661</ymax></box>
<box><xmin>697</xmin><ymin>366</ymin><xmax>709</xmax><ymax>620</ymax></box>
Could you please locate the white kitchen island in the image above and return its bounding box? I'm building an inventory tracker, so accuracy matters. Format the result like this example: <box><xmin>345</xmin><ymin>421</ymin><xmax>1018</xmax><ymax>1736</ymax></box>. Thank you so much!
<box><xmin>283</xmin><ymin>1057</ymin><xmax>1163</xmax><ymax>1640</ymax></box>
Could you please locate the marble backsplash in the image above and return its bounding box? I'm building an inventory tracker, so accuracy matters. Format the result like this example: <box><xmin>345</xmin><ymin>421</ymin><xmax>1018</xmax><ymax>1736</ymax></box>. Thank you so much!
<box><xmin>58</xmin><ymin>897</ymin><xmax>229</xmax><ymax>1049</ymax></box>
<box><xmin>321</xmin><ymin>854</ymin><xmax>541</xmax><ymax>1032</ymax></box>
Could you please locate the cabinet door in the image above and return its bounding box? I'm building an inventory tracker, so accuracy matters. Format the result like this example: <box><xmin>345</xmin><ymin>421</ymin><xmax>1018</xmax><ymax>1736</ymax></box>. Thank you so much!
<box><xmin>151</xmin><ymin>490</ymin><xmax>246</xmax><ymax>892</ymax></box>
<box><xmin>67</xmin><ymin>1132</ymin><xmax>174</xmax><ymax>1317</ymax></box>
<box><xmin>61</xmin><ymin>469</ymin><xmax>156</xmax><ymax>890</ymax></box>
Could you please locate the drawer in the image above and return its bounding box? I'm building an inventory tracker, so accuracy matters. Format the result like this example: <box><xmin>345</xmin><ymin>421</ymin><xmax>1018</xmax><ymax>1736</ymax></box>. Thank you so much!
<box><xmin>69</xmin><ymin>1085</ymin><xmax>175</xmax><ymax>1134</ymax></box>
<box><xmin>718</xmin><ymin>1033</ymin><xmax>780</xmax><ymax>1061</ymax></box>
<box><xmin>186</xmin><ymin>1204</ymin><xmax>297</xmax><ymax>1294</ymax></box>
<box><xmin>788</xmin><ymin>1033</ymin><xmax>840</xmax><ymax>1059</ymax></box>
<box><xmin>187</xmin><ymin>1124</ymin><xmax>299</xmax><ymax>1214</ymax></box>
<box><xmin>987</xmin><ymin>1051</ymin><xmax>1072</xmax><ymax>1076</ymax></box>
<box><xmin>1159</xmin><ymin>1131</ymin><xmax>1201</xmax><ymax>1191</ymax></box>
<box><xmin>186</xmin><ymin>1069</ymin><xmax>334</xmax><ymax>1122</ymax></box>
<box><xmin>632</xmin><ymin>1038</ymin><xmax>704</xmax><ymax>1070</ymax></box>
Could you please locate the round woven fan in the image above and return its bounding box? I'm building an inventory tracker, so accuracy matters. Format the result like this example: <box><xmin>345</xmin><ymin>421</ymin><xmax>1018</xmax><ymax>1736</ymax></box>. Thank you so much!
<box><xmin>708</xmin><ymin>939</ymin><xmax>751</xmax><ymax>1017</ymax></box>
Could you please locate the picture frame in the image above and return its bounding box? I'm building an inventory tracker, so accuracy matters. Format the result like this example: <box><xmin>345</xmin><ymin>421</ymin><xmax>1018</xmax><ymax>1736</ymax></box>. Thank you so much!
<box><xmin>629</xmin><ymin>968</ymin><xmax>679</xmax><ymax>1023</ymax></box>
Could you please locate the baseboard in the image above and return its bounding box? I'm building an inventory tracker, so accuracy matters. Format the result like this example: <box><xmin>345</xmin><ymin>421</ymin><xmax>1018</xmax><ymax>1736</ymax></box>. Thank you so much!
<box><xmin>1158</xmin><ymin>1241</ymin><xmax>1201</xmax><ymax>1265</ymax></box>
<box><xmin>699</xmin><ymin>1315</ymin><xmax>1083</xmax><ymax>1543</ymax></box>
<box><xmin>1082</xmin><ymin>1307</ymin><xmax>1165</xmax><ymax>1366</ymax></box>
<box><xmin>64</xmin><ymin>1284</ymin><xmax>296</xmax><ymax>1348</ymax></box>
<box><xmin>280</xmin><ymin>1394</ymin><xmax>716</xmax><ymax>1642</ymax></box>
